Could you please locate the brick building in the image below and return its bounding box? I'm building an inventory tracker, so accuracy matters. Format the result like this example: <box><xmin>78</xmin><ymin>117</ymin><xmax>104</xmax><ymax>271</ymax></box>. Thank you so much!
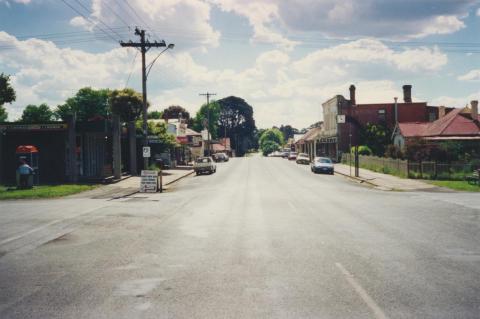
<box><xmin>318</xmin><ymin>84</ymin><xmax>449</xmax><ymax>161</ymax></box>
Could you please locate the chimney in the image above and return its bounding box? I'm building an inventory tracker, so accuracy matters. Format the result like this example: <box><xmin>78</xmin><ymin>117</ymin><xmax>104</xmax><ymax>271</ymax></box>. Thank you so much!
<box><xmin>471</xmin><ymin>100</ymin><xmax>478</xmax><ymax>121</ymax></box>
<box><xmin>402</xmin><ymin>85</ymin><xmax>412</xmax><ymax>103</ymax></box>
<box><xmin>349</xmin><ymin>84</ymin><xmax>356</xmax><ymax>105</ymax></box>
<box><xmin>439</xmin><ymin>106</ymin><xmax>446</xmax><ymax>119</ymax></box>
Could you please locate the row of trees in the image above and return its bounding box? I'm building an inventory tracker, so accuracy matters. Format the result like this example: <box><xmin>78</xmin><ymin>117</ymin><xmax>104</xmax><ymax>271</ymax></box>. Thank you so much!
<box><xmin>1</xmin><ymin>72</ymin><xmax>258</xmax><ymax>157</ymax></box>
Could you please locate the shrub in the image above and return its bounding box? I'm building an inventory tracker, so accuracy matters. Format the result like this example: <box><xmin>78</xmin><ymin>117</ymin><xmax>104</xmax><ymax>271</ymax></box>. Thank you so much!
<box><xmin>351</xmin><ymin>145</ymin><xmax>373</xmax><ymax>156</ymax></box>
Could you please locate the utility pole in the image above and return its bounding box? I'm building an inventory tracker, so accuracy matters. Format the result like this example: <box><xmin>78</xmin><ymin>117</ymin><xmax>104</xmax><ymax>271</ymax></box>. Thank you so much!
<box><xmin>199</xmin><ymin>92</ymin><xmax>216</xmax><ymax>156</ymax></box>
<box><xmin>120</xmin><ymin>28</ymin><xmax>171</xmax><ymax>171</ymax></box>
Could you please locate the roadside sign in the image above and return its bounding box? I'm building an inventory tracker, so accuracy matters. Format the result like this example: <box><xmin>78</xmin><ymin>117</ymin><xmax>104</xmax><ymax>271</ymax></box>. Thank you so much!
<box><xmin>140</xmin><ymin>170</ymin><xmax>158</xmax><ymax>193</ymax></box>
<box><xmin>337</xmin><ymin>115</ymin><xmax>346</xmax><ymax>124</ymax></box>
<box><xmin>142</xmin><ymin>146</ymin><xmax>151</xmax><ymax>158</ymax></box>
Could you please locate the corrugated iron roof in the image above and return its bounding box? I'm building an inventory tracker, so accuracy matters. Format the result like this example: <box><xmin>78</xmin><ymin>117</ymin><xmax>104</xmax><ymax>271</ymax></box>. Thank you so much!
<box><xmin>399</xmin><ymin>108</ymin><xmax>480</xmax><ymax>138</ymax></box>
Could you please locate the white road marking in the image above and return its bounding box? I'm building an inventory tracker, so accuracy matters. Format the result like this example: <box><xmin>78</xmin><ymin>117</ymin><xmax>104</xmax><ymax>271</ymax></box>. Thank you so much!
<box><xmin>335</xmin><ymin>262</ymin><xmax>389</xmax><ymax>319</ymax></box>
<box><xmin>0</xmin><ymin>206</ymin><xmax>104</xmax><ymax>247</ymax></box>
<box><xmin>287</xmin><ymin>201</ymin><xmax>296</xmax><ymax>211</ymax></box>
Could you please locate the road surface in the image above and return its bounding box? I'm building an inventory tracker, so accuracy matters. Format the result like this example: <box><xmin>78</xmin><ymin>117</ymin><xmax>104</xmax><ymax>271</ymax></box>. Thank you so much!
<box><xmin>1</xmin><ymin>155</ymin><xmax>479</xmax><ymax>318</ymax></box>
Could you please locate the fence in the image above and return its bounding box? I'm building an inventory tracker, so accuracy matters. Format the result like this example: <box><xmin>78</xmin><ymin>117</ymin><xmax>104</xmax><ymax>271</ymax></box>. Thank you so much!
<box><xmin>341</xmin><ymin>154</ymin><xmax>478</xmax><ymax>180</ymax></box>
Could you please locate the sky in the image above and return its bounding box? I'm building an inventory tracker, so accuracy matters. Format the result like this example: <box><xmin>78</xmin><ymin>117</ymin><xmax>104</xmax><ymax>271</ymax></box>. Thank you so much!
<box><xmin>0</xmin><ymin>0</ymin><xmax>479</xmax><ymax>129</ymax></box>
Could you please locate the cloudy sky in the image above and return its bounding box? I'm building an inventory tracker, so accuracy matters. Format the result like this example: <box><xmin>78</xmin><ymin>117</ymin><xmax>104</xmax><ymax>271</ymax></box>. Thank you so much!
<box><xmin>1</xmin><ymin>0</ymin><xmax>480</xmax><ymax>128</ymax></box>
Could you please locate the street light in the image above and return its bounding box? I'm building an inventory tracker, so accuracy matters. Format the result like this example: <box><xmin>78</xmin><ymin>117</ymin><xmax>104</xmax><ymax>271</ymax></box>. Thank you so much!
<box><xmin>146</xmin><ymin>43</ymin><xmax>174</xmax><ymax>78</ymax></box>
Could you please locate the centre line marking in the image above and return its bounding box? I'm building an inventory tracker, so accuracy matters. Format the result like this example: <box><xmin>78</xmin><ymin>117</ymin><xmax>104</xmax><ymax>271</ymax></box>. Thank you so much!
<box><xmin>287</xmin><ymin>201</ymin><xmax>296</xmax><ymax>211</ymax></box>
<box><xmin>335</xmin><ymin>262</ymin><xmax>389</xmax><ymax>319</ymax></box>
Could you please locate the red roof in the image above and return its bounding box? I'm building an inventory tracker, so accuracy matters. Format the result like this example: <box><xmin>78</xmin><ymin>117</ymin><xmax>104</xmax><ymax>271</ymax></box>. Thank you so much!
<box><xmin>399</xmin><ymin>108</ymin><xmax>480</xmax><ymax>138</ymax></box>
<box><xmin>211</xmin><ymin>138</ymin><xmax>231</xmax><ymax>152</ymax></box>
<box><xmin>16</xmin><ymin>145</ymin><xmax>39</xmax><ymax>153</ymax></box>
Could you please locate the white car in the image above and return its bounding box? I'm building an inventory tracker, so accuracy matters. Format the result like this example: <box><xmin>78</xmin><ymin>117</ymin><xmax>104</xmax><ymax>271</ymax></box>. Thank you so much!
<box><xmin>194</xmin><ymin>157</ymin><xmax>217</xmax><ymax>175</ymax></box>
<box><xmin>296</xmin><ymin>153</ymin><xmax>310</xmax><ymax>165</ymax></box>
<box><xmin>310</xmin><ymin>157</ymin><xmax>334</xmax><ymax>174</ymax></box>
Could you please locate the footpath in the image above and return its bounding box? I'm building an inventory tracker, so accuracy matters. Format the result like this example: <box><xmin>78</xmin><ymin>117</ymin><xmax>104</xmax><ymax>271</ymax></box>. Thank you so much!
<box><xmin>70</xmin><ymin>169</ymin><xmax>194</xmax><ymax>199</ymax></box>
<box><xmin>334</xmin><ymin>163</ymin><xmax>444</xmax><ymax>192</ymax></box>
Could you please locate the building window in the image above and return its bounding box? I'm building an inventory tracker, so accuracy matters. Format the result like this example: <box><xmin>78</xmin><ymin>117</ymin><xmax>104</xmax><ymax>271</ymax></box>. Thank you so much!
<box><xmin>428</xmin><ymin>112</ymin><xmax>436</xmax><ymax>122</ymax></box>
<box><xmin>378</xmin><ymin>109</ymin><xmax>386</xmax><ymax>121</ymax></box>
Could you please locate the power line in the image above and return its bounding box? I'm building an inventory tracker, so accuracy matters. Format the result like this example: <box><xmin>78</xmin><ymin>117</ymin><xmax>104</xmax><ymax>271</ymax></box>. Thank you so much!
<box><xmin>100</xmin><ymin>2</ymin><xmax>132</xmax><ymax>29</ymax></box>
<box><xmin>59</xmin><ymin>0</ymin><xmax>118</xmax><ymax>43</ymax></box>
<box><xmin>124</xmin><ymin>50</ymin><xmax>139</xmax><ymax>88</ymax></box>
<box><xmin>71</xmin><ymin>0</ymin><xmax>125</xmax><ymax>40</ymax></box>
<box><xmin>121</xmin><ymin>0</ymin><xmax>159</xmax><ymax>40</ymax></box>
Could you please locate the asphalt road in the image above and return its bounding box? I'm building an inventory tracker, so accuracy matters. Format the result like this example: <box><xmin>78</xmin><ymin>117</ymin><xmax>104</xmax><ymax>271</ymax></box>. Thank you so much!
<box><xmin>1</xmin><ymin>155</ymin><xmax>479</xmax><ymax>318</ymax></box>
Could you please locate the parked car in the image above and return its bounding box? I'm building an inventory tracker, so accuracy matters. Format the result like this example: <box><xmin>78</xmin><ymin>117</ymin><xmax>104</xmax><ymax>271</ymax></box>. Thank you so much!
<box><xmin>281</xmin><ymin>151</ymin><xmax>290</xmax><ymax>158</ymax></box>
<box><xmin>288</xmin><ymin>152</ymin><xmax>298</xmax><ymax>160</ymax></box>
<box><xmin>296</xmin><ymin>153</ymin><xmax>310</xmax><ymax>165</ymax></box>
<box><xmin>214</xmin><ymin>152</ymin><xmax>229</xmax><ymax>162</ymax></box>
<box><xmin>194</xmin><ymin>157</ymin><xmax>217</xmax><ymax>175</ymax></box>
<box><xmin>311</xmin><ymin>157</ymin><xmax>334</xmax><ymax>174</ymax></box>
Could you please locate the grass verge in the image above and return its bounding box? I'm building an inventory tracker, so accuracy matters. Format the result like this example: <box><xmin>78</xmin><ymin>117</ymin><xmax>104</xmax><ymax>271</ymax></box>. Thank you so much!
<box><xmin>0</xmin><ymin>184</ymin><xmax>96</xmax><ymax>200</ymax></box>
<box><xmin>428</xmin><ymin>180</ymin><xmax>480</xmax><ymax>192</ymax></box>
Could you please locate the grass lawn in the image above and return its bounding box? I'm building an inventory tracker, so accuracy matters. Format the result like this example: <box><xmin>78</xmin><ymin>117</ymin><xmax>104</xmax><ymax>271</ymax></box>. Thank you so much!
<box><xmin>0</xmin><ymin>184</ymin><xmax>96</xmax><ymax>200</ymax></box>
<box><xmin>428</xmin><ymin>180</ymin><xmax>480</xmax><ymax>192</ymax></box>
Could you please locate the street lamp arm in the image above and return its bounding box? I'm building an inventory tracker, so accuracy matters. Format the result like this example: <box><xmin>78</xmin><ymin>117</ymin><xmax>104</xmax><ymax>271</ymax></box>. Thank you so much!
<box><xmin>146</xmin><ymin>44</ymin><xmax>174</xmax><ymax>78</ymax></box>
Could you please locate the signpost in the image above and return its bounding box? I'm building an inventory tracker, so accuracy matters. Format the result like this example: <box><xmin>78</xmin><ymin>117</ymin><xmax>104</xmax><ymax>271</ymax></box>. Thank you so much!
<box><xmin>337</xmin><ymin>114</ymin><xmax>346</xmax><ymax>124</ymax></box>
<box><xmin>140</xmin><ymin>170</ymin><xmax>159</xmax><ymax>193</ymax></box>
<box><xmin>142</xmin><ymin>146</ymin><xmax>151</xmax><ymax>158</ymax></box>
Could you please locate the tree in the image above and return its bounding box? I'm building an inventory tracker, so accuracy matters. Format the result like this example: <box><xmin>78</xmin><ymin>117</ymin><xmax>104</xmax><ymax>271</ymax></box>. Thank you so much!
<box><xmin>55</xmin><ymin>87</ymin><xmax>110</xmax><ymax>121</ymax></box>
<box><xmin>259</xmin><ymin>128</ymin><xmax>284</xmax><ymax>155</ymax></box>
<box><xmin>216</xmin><ymin>96</ymin><xmax>257</xmax><ymax>156</ymax></box>
<box><xmin>137</xmin><ymin>120</ymin><xmax>177</xmax><ymax>153</ymax></box>
<box><xmin>279</xmin><ymin>125</ymin><xmax>297</xmax><ymax>142</ymax></box>
<box><xmin>109</xmin><ymin>88</ymin><xmax>144</xmax><ymax>122</ymax></box>
<box><xmin>0</xmin><ymin>106</ymin><xmax>7</xmax><ymax>122</ymax></box>
<box><xmin>148</xmin><ymin>111</ymin><xmax>163</xmax><ymax>119</ymax></box>
<box><xmin>0</xmin><ymin>73</ymin><xmax>16</xmax><ymax>121</ymax></box>
<box><xmin>20</xmin><ymin>104</ymin><xmax>54</xmax><ymax>123</ymax></box>
<box><xmin>192</xmin><ymin>101</ymin><xmax>220</xmax><ymax>139</ymax></box>
<box><xmin>360</xmin><ymin>122</ymin><xmax>391</xmax><ymax>156</ymax></box>
<box><xmin>162</xmin><ymin>105</ymin><xmax>190</xmax><ymax>121</ymax></box>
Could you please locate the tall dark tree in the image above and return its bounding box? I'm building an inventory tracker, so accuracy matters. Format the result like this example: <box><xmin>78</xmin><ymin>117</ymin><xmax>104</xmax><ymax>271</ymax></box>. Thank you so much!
<box><xmin>109</xmin><ymin>88</ymin><xmax>144</xmax><ymax>122</ymax></box>
<box><xmin>192</xmin><ymin>101</ymin><xmax>220</xmax><ymax>139</ymax></box>
<box><xmin>162</xmin><ymin>105</ymin><xmax>190</xmax><ymax>121</ymax></box>
<box><xmin>217</xmin><ymin>96</ymin><xmax>256</xmax><ymax>156</ymax></box>
<box><xmin>55</xmin><ymin>87</ymin><xmax>110</xmax><ymax>121</ymax></box>
<box><xmin>0</xmin><ymin>73</ymin><xmax>16</xmax><ymax>121</ymax></box>
<box><xmin>279</xmin><ymin>125</ymin><xmax>296</xmax><ymax>141</ymax></box>
<box><xmin>148</xmin><ymin>111</ymin><xmax>163</xmax><ymax>119</ymax></box>
<box><xmin>20</xmin><ymin>103</ymin><xmax>54</xmax><ymax>123</ymax></box>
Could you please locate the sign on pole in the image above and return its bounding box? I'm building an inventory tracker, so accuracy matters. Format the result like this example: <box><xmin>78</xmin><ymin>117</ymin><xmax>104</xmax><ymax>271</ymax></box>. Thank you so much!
<box><xmin>142</xmin><ymin>146</ymin><xmax>151</xmax><ymax>158</ymax></box>
<box><xmin>337</xmin><ymin>114</ymin><xmax>346</xmax><ymax>124</ymax></box>
<box><xmin>140</xmin><ymin>170</ymin><xmax>158</xmax><ymax>193</ymax></box>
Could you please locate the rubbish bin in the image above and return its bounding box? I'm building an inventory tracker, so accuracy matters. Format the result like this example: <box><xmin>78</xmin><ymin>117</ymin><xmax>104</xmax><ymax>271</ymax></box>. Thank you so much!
<box><xmin>15</xmin><ymin>145</ymin><xmax>39</xmax><ymax>186</ymax></box>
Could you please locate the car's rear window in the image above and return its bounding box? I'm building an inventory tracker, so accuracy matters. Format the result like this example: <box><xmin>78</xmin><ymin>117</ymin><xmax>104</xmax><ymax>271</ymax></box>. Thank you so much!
<box><xmin>317</xmin><ymin>158</ymin><xmax>332</xmax><ymax>163</ymax></box>
<box><xmin>197</xmin><ymin>158</ymin><xmax>210</xmax><ymax>163</ymax></box>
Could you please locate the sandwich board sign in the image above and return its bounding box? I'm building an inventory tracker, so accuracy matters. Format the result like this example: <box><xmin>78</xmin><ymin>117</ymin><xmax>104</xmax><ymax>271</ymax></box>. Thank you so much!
<box><xmin>142</xmin><ymin>146</ymin><xmax>151</xmax><ymax>158</ymax></box>
<box><xmin>140</xmin><ymin>170</ymin><xmax>158</xmax><ymax>193</ymax></box>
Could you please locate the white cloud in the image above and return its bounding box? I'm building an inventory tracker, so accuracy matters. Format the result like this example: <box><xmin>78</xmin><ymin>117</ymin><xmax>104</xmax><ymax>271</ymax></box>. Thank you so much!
<box><xmin>209</xmin><ymin>0</ymin><xmax>297</xmax><ymax>49</ymax></box>
<box><xmin>458</xmin><ymin>69</ymin><xmax>480</xmax><ymax>81</ymax></box>
<box><xmin>75</xmin><ymin>0</ymin><xmax>221</xmax><ymax>50</ymax></box>
<box><xmin>293</xmin><ymin>39</ymin><xmax>447</xmax><ymax>73</ymax></box>
<box><xmin>0</xmin><ymin>31</ymin><xmax>453</xmax><ymax>128</ymax></box>
<box><xmin>215</xmin><ymin>0</ymin><xmax>477</xmax><ymax>40</ymax></box>
<box><xmin>432</xmin><ymin>91</ymin><xmax>480</xmax><ymax>108</ymax></box>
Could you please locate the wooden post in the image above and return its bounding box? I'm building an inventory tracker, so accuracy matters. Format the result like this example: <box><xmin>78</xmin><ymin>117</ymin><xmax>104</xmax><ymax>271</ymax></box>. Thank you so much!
<box><xmin>0</xmin><ymin>129</ymin><xmax>4</xmax><ymax>185</ymax></box>
<box><xmin>128</xmin><ymin>121</ymin><xmax>137</xmax><ymax>176</ymax></box>
<box><xmin>66</xmin><ymin>115</ymin><xmax>78</xmax><ymax>183</ymax></box>
<box><xmin>112</xmin><ymin>115</ymin><xmax>122</xmax><ymax>180</ymax></box>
